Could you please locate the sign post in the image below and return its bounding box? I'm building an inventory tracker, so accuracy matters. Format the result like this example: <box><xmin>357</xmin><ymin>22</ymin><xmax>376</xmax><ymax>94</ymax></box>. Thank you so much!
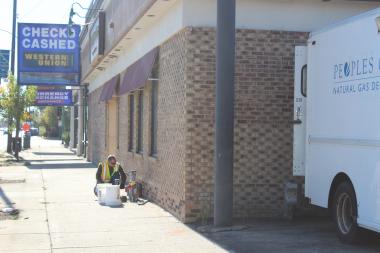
<box><xmin>22</xmin><ymin>122</ymin><xmax>30</xmax><ymax>132</ymax></box>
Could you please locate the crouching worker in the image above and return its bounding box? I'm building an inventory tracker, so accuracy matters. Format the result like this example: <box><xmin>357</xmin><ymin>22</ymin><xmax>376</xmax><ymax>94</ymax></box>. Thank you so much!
<box><xmin>94</xmin><ymin>155</ymin><xmax>126</xmax><ymax>196</ymax></box>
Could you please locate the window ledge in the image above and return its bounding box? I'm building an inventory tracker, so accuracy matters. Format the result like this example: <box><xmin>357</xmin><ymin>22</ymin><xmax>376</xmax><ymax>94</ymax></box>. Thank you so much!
<box><xmin>149</xmin><ymin>155</ymin><xmax>158</xmax><ymax>162</ymax></box>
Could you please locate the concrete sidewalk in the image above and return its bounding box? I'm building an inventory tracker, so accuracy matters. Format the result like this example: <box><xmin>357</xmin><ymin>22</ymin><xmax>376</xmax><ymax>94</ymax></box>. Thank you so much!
<box><xmin>0</xmin><ymin>137</ymin><xmax>227</xmax><ymax>253</ymax></box>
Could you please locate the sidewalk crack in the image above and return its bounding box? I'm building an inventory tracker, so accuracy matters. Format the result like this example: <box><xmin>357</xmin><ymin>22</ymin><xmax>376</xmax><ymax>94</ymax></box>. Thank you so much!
<box><xmin>41</xmin><ymin>169</ymin><xmax>53</xmax><ymax>253</ymax></box>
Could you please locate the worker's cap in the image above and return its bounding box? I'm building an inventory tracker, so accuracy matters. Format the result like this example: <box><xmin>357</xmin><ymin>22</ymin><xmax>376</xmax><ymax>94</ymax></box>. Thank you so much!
<box><xmin>107</xmin><ymin>154</ymin><xmax>116</xmax><ymax>161</ymax></box>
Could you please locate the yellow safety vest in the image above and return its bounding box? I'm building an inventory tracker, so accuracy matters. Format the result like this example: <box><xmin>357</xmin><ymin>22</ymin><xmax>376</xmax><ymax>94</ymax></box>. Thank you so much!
<box><xmin>99</xmin><ymin>161</ymin><xmax>119</xmax><ymax>183</ymax></box>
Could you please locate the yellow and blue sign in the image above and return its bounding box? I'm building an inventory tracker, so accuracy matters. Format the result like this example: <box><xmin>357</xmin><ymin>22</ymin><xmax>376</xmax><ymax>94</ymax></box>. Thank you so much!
<box><xmin>0</xmin><ymin>50</ymin><xmax>10</xmax><ymax>79</ymax></box>
<box><xmin>18</xmin><ymin>23</ymin><xmax>81</xmax><ymax>86</ymax></box>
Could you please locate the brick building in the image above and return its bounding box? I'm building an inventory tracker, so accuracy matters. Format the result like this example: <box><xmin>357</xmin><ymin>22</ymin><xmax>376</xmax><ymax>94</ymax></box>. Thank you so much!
<box><xmin>76</xmin><ymin>0</ymin><xmax>379</xmax><ymax>222</ymax></box>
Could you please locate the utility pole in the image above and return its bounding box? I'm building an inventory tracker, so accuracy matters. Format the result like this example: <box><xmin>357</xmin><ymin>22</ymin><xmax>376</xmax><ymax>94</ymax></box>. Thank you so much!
<box><xmin>214</xmin><ymin>0</ymin><xmax>236</xmax><ymax>227</ymax></box>
<box><xmin>7</xmin><ymin>0</ymin><xmax>18</xmax><ymax>157</ymax></box>
<box><xmin>12</xmin><ymin>0</ymin><xmax>21</xmax><ymax>160</ymax></box>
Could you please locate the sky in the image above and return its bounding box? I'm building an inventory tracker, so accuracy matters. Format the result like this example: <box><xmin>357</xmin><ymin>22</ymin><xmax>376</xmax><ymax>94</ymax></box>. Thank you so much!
<box><xmin>0</xmin><ymin>0</ymin><xmax>93</xmax><ymax>50</ymax></box>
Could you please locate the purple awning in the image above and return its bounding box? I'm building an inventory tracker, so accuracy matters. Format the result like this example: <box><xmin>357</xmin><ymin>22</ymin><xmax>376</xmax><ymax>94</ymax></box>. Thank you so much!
<box><xmin>99</xmin><ymin>74</ymin><xmax>120</xmax><ymax>102</ymax></box>
<box><xmin>119</xmin><ymin>47</ymin><xmax>158</xmax><ymax>95</ymax></box>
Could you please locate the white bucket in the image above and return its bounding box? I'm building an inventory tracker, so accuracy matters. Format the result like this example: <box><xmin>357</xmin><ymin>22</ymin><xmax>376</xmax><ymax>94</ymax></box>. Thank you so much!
<box><xmin>97</xmin><ymin>184</ymin><xmax>109</xmax><ymax>205</ymax></box>
<box><xmin>105</xmin><ymin>185</ymin><xmax>122</xmax><ymax>206</ymax></box>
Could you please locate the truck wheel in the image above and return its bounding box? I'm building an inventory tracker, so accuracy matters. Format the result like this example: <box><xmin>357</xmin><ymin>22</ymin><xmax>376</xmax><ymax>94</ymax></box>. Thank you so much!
<box><xmin>333</xmin><ymin>181</ymin><xmax>359</xmax><ymax>243</ymax></box>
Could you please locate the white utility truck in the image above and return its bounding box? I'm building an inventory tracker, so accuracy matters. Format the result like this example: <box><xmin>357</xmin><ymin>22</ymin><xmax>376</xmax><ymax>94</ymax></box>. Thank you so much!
<box><xmin>293</xmin><ymin>8</ymin><xmax>380</xmax><ymax>242</ymax></box>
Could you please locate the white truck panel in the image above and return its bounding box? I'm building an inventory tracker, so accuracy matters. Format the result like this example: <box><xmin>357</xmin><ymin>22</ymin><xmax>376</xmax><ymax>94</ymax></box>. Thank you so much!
<box><xmin>293</xmin><ymin>46</ymin><xmax>307</xmax><ymax>177</ymax></box>
<box><xmin>304</xmin><ymin>8</ymin><xmax>380</xmax><ymax>232</ymax></box>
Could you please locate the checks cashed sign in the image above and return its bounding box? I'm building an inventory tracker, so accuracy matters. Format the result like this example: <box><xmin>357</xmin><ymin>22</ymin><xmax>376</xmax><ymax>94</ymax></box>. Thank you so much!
<box><xmin>17</xmin><ymin>23</ymin><xmax>81</xmax><ymax>86</ymax></box>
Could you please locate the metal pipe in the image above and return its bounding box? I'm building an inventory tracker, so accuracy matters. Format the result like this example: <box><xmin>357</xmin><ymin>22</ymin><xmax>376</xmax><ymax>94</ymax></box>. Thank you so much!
<box><xmin>77</xmin><ymin>88</ymin><xmax>84</xmax><ymax>156</ymax></box>
<box><xmin>214</xmin><ymin>0</ymin><xmax>236</xmax><ymax>226</ymax></box>
<box><xmin>83</xmin><ymin>85</ymin><xmax>88</xmax><ymax>158</ymax></box>
<box><xmin>11</xmin><ymin>0</ymin><xmax>21</xmax><ymax>160</ymax></box>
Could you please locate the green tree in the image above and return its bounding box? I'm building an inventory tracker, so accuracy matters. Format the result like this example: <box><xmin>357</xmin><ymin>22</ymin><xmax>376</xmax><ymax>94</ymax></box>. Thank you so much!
<box><xmin>29</xmin><ymin>108</ymin><xmax>42</xmax><ymax>128</ymax></box>
<box><xmin>0</xmin><ymin>74</ymin><xmax>37</xmax><ymax>154</ymax></box>
<box><xmin>40</xmin><ymin>107</ymin><xmax>59</xmax><ymax>137</ymax></box>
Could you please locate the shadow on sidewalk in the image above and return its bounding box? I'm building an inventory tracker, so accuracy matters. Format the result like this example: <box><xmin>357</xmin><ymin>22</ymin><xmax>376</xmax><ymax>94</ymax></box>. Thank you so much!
<box><xmin>190</xmin><ymin>217</ymin><xmax>380</xmax><ymax>253</ymax></box>
<box><xmin>32</xmin><ymin>152</ymin><xmax>76</xmax><ymax>156</ymax></box>
<box><xmin>29</xmin><ymin>158</ymin><xmax>84</xmax><ymax>162</ymax></box>
<box><xmin>0</xmin><ymin>186</ymin><xmax>14</xmax><ymax>207</ymax></box>
<box><xmin>26</xmin><ymin>162</ymin><xmax>95</xmax><ymax>170</ymax></box>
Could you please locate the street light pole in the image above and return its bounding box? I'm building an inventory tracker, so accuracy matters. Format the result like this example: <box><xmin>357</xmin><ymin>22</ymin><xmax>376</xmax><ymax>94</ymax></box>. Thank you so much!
<box><xmin>214</xmin><ymin>0</ymin><xmax>236</xmax><ymax>227</ymax></box>
<box><xmin>7</xmin><ymin>0</ymin><xmax>18</xmax><ymax>157</ymax></box>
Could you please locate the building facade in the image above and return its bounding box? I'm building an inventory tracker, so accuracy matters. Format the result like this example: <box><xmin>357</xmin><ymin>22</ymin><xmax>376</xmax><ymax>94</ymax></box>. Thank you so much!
<box><xmin>77</xmin><ymin>0</ymin><xmax>380</xmax><ymax>222</ymax></box>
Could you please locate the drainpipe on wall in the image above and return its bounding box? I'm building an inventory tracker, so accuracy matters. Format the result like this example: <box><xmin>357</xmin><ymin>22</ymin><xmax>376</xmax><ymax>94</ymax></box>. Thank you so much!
<box><xmin>77</xmin><ymin>88</ymin><xmax>84</xmax><ymax>156</ymax></box>
<box><xmin>69</xmin><ymin>103</ymin><xmax>75</xmax><ymax>149</ymax></box>
<box><xmin>83</xmin><ymin>85</ymin><xmax>88</xmax><ymax>159</ymax></box>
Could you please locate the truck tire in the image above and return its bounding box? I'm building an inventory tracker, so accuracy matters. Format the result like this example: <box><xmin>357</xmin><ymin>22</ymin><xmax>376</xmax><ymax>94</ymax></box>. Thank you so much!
<box><xmin>333</xmin><ymin>181</ymin><xmax>359</xmax><ymax>243</ymax></box>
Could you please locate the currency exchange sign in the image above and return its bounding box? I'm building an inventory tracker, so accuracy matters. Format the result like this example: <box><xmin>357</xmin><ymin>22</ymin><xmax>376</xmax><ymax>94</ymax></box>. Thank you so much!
<box><xmin>35</xmin><ymin>89</ymin><xmax>73</xmax><ymax>106</ymax></box>
<box><xmin>17</xmin><ymin>23</ymin><xmax>81</xmax><ymax>86</ymax></box>
<box><xmin>0</xmin><ymin>50</ymin><xmax>10</xmax><ymax>79</ymax></box>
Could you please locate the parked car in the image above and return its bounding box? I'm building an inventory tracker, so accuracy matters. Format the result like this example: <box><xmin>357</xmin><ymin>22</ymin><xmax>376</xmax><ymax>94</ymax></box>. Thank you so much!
<box><xmin>0</xmin><ymin>128</ymin><xmax>8</xmax><ymax>135</ymax></box>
